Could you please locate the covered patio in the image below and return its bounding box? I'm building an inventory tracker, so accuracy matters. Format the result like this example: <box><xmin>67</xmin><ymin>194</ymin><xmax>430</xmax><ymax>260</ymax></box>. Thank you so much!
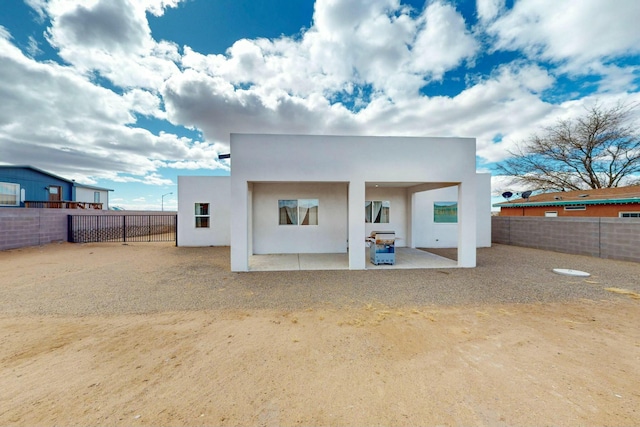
<box><xmin>248</xmin><ymin>247</ymin><xmax>457</xmax><ymax>271</ymax></box>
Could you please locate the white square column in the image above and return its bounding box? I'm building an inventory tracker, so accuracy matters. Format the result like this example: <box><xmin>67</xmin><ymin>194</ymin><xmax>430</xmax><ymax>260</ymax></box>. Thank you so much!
<box><xmin>457</xmin><ymin>182</ymin><xmax>477</xmax><ymax>267</ymax></box>
<box><xmin>348</xmin><ymin>181</ymin><xmax>366</xmax><ymax>270</ymax></box>
<box><xmin>231</xmin><ymin>179</ymin><xmax>249</xmax><ymax>272</ymax></box>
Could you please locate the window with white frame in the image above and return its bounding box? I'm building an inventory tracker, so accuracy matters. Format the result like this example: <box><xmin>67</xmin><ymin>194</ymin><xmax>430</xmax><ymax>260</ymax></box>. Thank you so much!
<box><xmin>279</xmin><ymin>199</ymin><xmax>319</xmax><ymax>225</ymax></box>
<box><xmin>619</xmin><ymin>212</ymin><xmax>640</xmax><ymax>218</ymax></box>
<box><xmin>0</xmin><ymin>182</ymin><xmax>20</xmax><ymax>206</ymax></box>
<box><xmin>365</xmin><ymin>200</ymin><xmax>390</xmax><ymax>223</ymax></box>
<box><xmin>94</xmin><ymin>192</ymin><xmax>100</xmax><ymax>203</ymax></box>
<box><xmin>195</xmin><ymin>203</ymin><xmax>210</xmax><ymax>228</ymax></box>
<box><xmin>545</xmin><ymin>211</ymin><xmax>558</xmax><ymax>217</ymax></box>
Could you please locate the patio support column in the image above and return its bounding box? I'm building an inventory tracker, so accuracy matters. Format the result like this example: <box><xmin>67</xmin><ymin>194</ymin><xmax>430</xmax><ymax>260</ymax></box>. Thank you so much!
<box><xmin>407</xmin><ymin>190</ymin><xmax>416</xmax><ymax>248</ymax></box>
<box><xmin>231</xmin><ymin>179</ymin><xmax>249</xmax><ymax>271</ymax></box>
<box><xmin>457</xmin><ymin>181</ymin><xmax>477</xmax><ymax>267</ymax></box>
<box><xmin>348</xmin><ymin>180</ymin><xmax>366</xmax><ymax>269</ymax></box>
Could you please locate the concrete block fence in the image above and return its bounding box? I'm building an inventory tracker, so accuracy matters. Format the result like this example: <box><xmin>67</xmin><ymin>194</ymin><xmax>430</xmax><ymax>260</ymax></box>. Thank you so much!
<box><xmin>0</xmin><ymin>208</ymin><xmax>176</xmax><ymax>251</ymax></box>
<box><xmin>492</xmin><ymin>216</ymin><xmax>640</xmax><ymax>263</ymax></box>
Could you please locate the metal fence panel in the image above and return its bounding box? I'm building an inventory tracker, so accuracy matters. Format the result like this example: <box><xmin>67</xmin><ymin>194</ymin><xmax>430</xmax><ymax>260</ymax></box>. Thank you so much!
<box><xmin>68</xmin><ymin>215</ymin><xmax>177</xmax><ymax>243</ymax></box>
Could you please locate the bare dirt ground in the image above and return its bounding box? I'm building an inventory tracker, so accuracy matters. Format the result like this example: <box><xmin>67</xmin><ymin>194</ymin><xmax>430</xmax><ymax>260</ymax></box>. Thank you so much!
<box><xmin>1</xmin><ymin>242</ymin><xmax>639</xmax><ymax>426</ymax></box>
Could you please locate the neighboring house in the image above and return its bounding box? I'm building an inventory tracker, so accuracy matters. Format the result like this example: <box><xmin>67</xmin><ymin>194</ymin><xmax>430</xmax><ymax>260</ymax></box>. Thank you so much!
<box><xmin>494</xmin><ymin>185</ymin><xmax>640</xmax><ymax>217</ymax></box>
<box><xmin>178</xmin><ymin>134</ymin><xmax>491</xmax><ymax>271</ymax></box>
<box><xmin>0</xmin><ymin>165</ymin><xmax>112</xmax><ymax>209</ymax></box>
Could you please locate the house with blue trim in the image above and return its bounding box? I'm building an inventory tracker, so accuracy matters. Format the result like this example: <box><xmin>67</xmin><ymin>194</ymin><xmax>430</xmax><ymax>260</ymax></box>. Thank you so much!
<box><xmin>0</xmin><ymin>165</ymin><xmax>112</xmax><ymax>209</ymax></box>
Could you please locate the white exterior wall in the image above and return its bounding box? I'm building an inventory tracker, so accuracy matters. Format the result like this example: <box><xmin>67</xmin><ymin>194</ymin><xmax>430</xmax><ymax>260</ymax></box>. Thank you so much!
<box><xmin>252</xmin><ymin>182</ymin><xmax>348</xmax><ymax>254</ymax></box>
<box><xmin>75</xmin><ymin>187</ymin><xmax>109</xmax><ymax>209</ymax></box>
<box><xmin>412</xmin><ymin>173</ymin><xmax>491</xmax><ymax>248</ymax></box>
<box><xmin>230</xmin><ymin>134</ymin><xmax>479</xmax><ymax>271</ymax></box>
<box><xmin>177</xmin><ymin>176</ymin><xmax>231</xmax><ymax>246</ymax></box>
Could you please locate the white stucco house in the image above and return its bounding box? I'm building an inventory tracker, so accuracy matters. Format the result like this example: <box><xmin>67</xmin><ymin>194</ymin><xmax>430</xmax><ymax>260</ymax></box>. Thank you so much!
<box><xmin>178</xmin><ymin>134</ymin><xmax>491</xmax><ymax>271</ymax></box>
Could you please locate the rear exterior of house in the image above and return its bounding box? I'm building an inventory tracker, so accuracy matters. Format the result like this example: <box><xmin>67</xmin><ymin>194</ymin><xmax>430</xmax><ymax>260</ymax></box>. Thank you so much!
<box><xmin>178</xmin><ymin>134</ymin><xmax>492</xmax><ymax>271</ymax></box>
<box><xmin>0</xmin><ymin>165</ymin><xmax>112</xmax><ymax>209</ymax></box>
<box><xmin>495</xmin><ymin>186</ymin><xmax>640</xmax><ymax>217</ymax></box>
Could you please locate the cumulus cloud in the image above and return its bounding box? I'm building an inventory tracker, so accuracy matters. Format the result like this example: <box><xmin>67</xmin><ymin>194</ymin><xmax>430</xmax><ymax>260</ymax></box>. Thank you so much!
<box><xmin>488</xmin><ymin>0</ymin><xmax>640</xmax><ymax>69</ymax></box>
<box><xmin>0</xmin><ymin>27</ymin><xmax>225</xmax><ymax>184</ymax></box>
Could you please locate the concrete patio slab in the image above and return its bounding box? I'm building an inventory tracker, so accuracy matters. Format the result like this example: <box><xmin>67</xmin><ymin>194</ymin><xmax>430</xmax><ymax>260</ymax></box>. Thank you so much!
<box><xmin>248</xmin><ymin>247</ymin><xmax>456</xmax><ymax>271</ymax></box>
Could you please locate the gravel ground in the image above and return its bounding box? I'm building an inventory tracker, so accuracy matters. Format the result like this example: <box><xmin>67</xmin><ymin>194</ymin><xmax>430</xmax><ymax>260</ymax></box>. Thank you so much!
<box><xmin>1</xmin><ymin>242</ymin><xmax>638</xmax><ymax>316</ymax></box>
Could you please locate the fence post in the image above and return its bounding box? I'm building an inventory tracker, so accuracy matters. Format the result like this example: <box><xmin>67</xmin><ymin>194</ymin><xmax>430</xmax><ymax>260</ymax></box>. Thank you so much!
<box><xmin>123</xmin><ymin>215</ymin><xmax>127</xmax><ymax>242</ymax></box>
<box><xmin>67</xmin><ymin>215</ymin><xmax>74</xmax><ymax>243</ymax></box>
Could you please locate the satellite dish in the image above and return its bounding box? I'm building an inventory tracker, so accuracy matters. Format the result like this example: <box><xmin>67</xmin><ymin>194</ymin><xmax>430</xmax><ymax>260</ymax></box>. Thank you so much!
<box><xmin>521</xmin><ymin>190</ymin><xmax>532</xmax><ymax>199</ymax></box>
<box><xmin>501</xmin><ymin>191</ymin><xmax>513</xmax><ymax>200</ymax></box>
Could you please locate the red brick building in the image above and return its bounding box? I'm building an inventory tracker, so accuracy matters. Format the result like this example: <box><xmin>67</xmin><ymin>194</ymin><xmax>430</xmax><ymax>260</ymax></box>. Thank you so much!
<box><xmin>494</xmin><ymin>185</ymin><xmax>640</xmax><ymax>217</ymax></box>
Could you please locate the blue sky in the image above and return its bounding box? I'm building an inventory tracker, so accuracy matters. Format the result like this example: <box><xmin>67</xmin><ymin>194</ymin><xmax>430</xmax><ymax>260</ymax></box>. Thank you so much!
<box><xmin>1</xmin><ymin>0</ymin><xmax>639</xmax><ymax>210</ymax></box>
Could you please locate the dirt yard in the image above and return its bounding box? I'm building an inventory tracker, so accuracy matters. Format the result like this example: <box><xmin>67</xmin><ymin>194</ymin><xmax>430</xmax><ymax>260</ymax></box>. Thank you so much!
<box><xmin>1</xmin><ymin>242</ymin><xmax>639</xmax><ymax>426</ymax></box>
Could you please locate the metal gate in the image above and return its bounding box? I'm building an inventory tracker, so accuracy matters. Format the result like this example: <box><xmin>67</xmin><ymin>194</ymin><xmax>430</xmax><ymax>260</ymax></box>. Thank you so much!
<box><xmin>68</xmin><ymin>215</ymin><xmax>177</xmax><ymax>243</ymax></box>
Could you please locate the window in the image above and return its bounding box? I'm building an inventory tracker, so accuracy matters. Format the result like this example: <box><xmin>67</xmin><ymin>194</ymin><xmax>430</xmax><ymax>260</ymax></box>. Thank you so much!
<box><xmin>564</xmin><ymin>205</ymin><xmax>586</xmax><ymax>211</ymax></box>
<box><xmin>195</xmin><ymin>203</ymin><xmax>210</xmax><ymax>228</ymax></box>
<box><xmin>365</xmin><ymin>201</ymin><xmax>390</xmax><ymax>223</ymax></box>
<box><xmin>620</xmin><ymin>212</ymin><xmax>640</xmax><ymax>218</ymax></box>
<box><xmin>545</xmin><ymin>211</ymin><xmax>558</xmax><ymax>217</ymax></box>
<box><xmin>0</xmin><ymin>182</ymin><xmax>20</xmax><ymax>206</ymax></box>
<box><xmin>94</xmin><ymin>192</ymin><xmax>100</xmax><ymax>203</ymax></box>
<box><xmin>434</xmin><ymin>202</ymin><xmax>457</xmax><ymax>223</ymax></box>
<box><xmin>279</xmin><ymin>199</ymin><xmax>319</xmax><ymax>225</ymax></box>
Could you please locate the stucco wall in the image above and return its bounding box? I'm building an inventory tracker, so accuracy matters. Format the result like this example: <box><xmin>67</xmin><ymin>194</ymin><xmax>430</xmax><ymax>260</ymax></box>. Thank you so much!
<box><xmin>177</xmin><ymin>176</ymin><xmax>231</xmax><ymax>247</ymax></box>
<box><xmin>252</xmin><ymin>182</ymin><xmax>348</xmax><ymax>254</ymax></box>
<box><xmin>230</xmin><ymin>134</ymin><xmax>479</xmax><ymax>270</ymax></box>
<box><xmin>412</xmin><ymin>173</ymin><xmax>491</xmax><ymax>248</ymax></box>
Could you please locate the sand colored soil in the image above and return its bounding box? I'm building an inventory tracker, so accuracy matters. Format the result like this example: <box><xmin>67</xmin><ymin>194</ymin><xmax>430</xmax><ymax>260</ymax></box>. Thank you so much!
<box><xmin>1</xmin><ymin>243</ymin><xmax>639</xmax><ymax>426</ymax></box>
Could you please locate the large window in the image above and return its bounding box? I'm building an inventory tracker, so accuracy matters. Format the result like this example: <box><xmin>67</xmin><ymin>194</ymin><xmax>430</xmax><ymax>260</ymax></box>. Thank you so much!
<box><xmin>365</xmin><ymin>200</ymin><xmax>390</xmax><ymax>223</ymax></box>
<box><xmin>195</xmin><ymin>203</ymin><xmax>210</xmax><ymax>228</ymax></box>
<box><xmin>0</xmin><ymin>182</ymin><xmax>20</xmax><ymax>206</ymax></box>
<box><xmin>434</xmin><ymin>202</ymin><xmax>457</xmax><ymax>223</ymax></box>
<box><xmin>620</xmin><ymin>212</ymin><xmax>640</xmax><ymax>218</ymax></box>
<box><xmin>279</xmin><ymin>199</ymin><xmax>318</xmax><ymax>225</ymax></box>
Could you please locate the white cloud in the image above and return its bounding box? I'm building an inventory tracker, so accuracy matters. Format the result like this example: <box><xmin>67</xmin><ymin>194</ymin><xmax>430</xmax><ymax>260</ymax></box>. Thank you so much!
<box><xmin>488</xmin><ymin>0</ymin><xmax>640</xmax><ymax>70</ymax></box>
<box><xmin>476</xmin><ymin>0</ymin><xmax>505</xmax><ymax>23</ymax></box>
<box><xmin>410</xmin><ymin>1</ymin><xmax>479</xmax><ymax>81</ymax></box>
<box><xmin>0</xmin><ymin>29</ymin><xmax>223</xmax><ymax>184</ymax></box>
<box><xmin>41</xmin><ymin>0</ymin><xmax>182</xmax><ymax>89</ymax></box>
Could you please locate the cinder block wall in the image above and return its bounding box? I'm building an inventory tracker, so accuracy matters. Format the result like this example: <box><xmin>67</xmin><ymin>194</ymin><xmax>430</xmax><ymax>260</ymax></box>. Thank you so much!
<box><xmin>492</xmin><ymin>216</ymin><xmax>640</xmax><ymax>263</ymax></box>
<box><xmin>0</xmin><ymin>209</ymin><xmax>175</xmax><ymax>251</ymax></box>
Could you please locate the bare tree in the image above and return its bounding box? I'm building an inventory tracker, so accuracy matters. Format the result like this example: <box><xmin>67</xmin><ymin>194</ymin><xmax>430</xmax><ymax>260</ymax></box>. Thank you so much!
<box><xmin>496</xmin><ymin>102</ymin><xmax>640</xmax><ymax>191</ymax></box>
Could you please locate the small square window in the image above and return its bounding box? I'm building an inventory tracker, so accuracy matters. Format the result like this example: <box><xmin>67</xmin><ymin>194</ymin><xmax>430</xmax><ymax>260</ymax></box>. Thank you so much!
<box><xmin>195</xmin><ymin>203</ymin><xmax>210</xmax><ymax>228</ymax></box>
